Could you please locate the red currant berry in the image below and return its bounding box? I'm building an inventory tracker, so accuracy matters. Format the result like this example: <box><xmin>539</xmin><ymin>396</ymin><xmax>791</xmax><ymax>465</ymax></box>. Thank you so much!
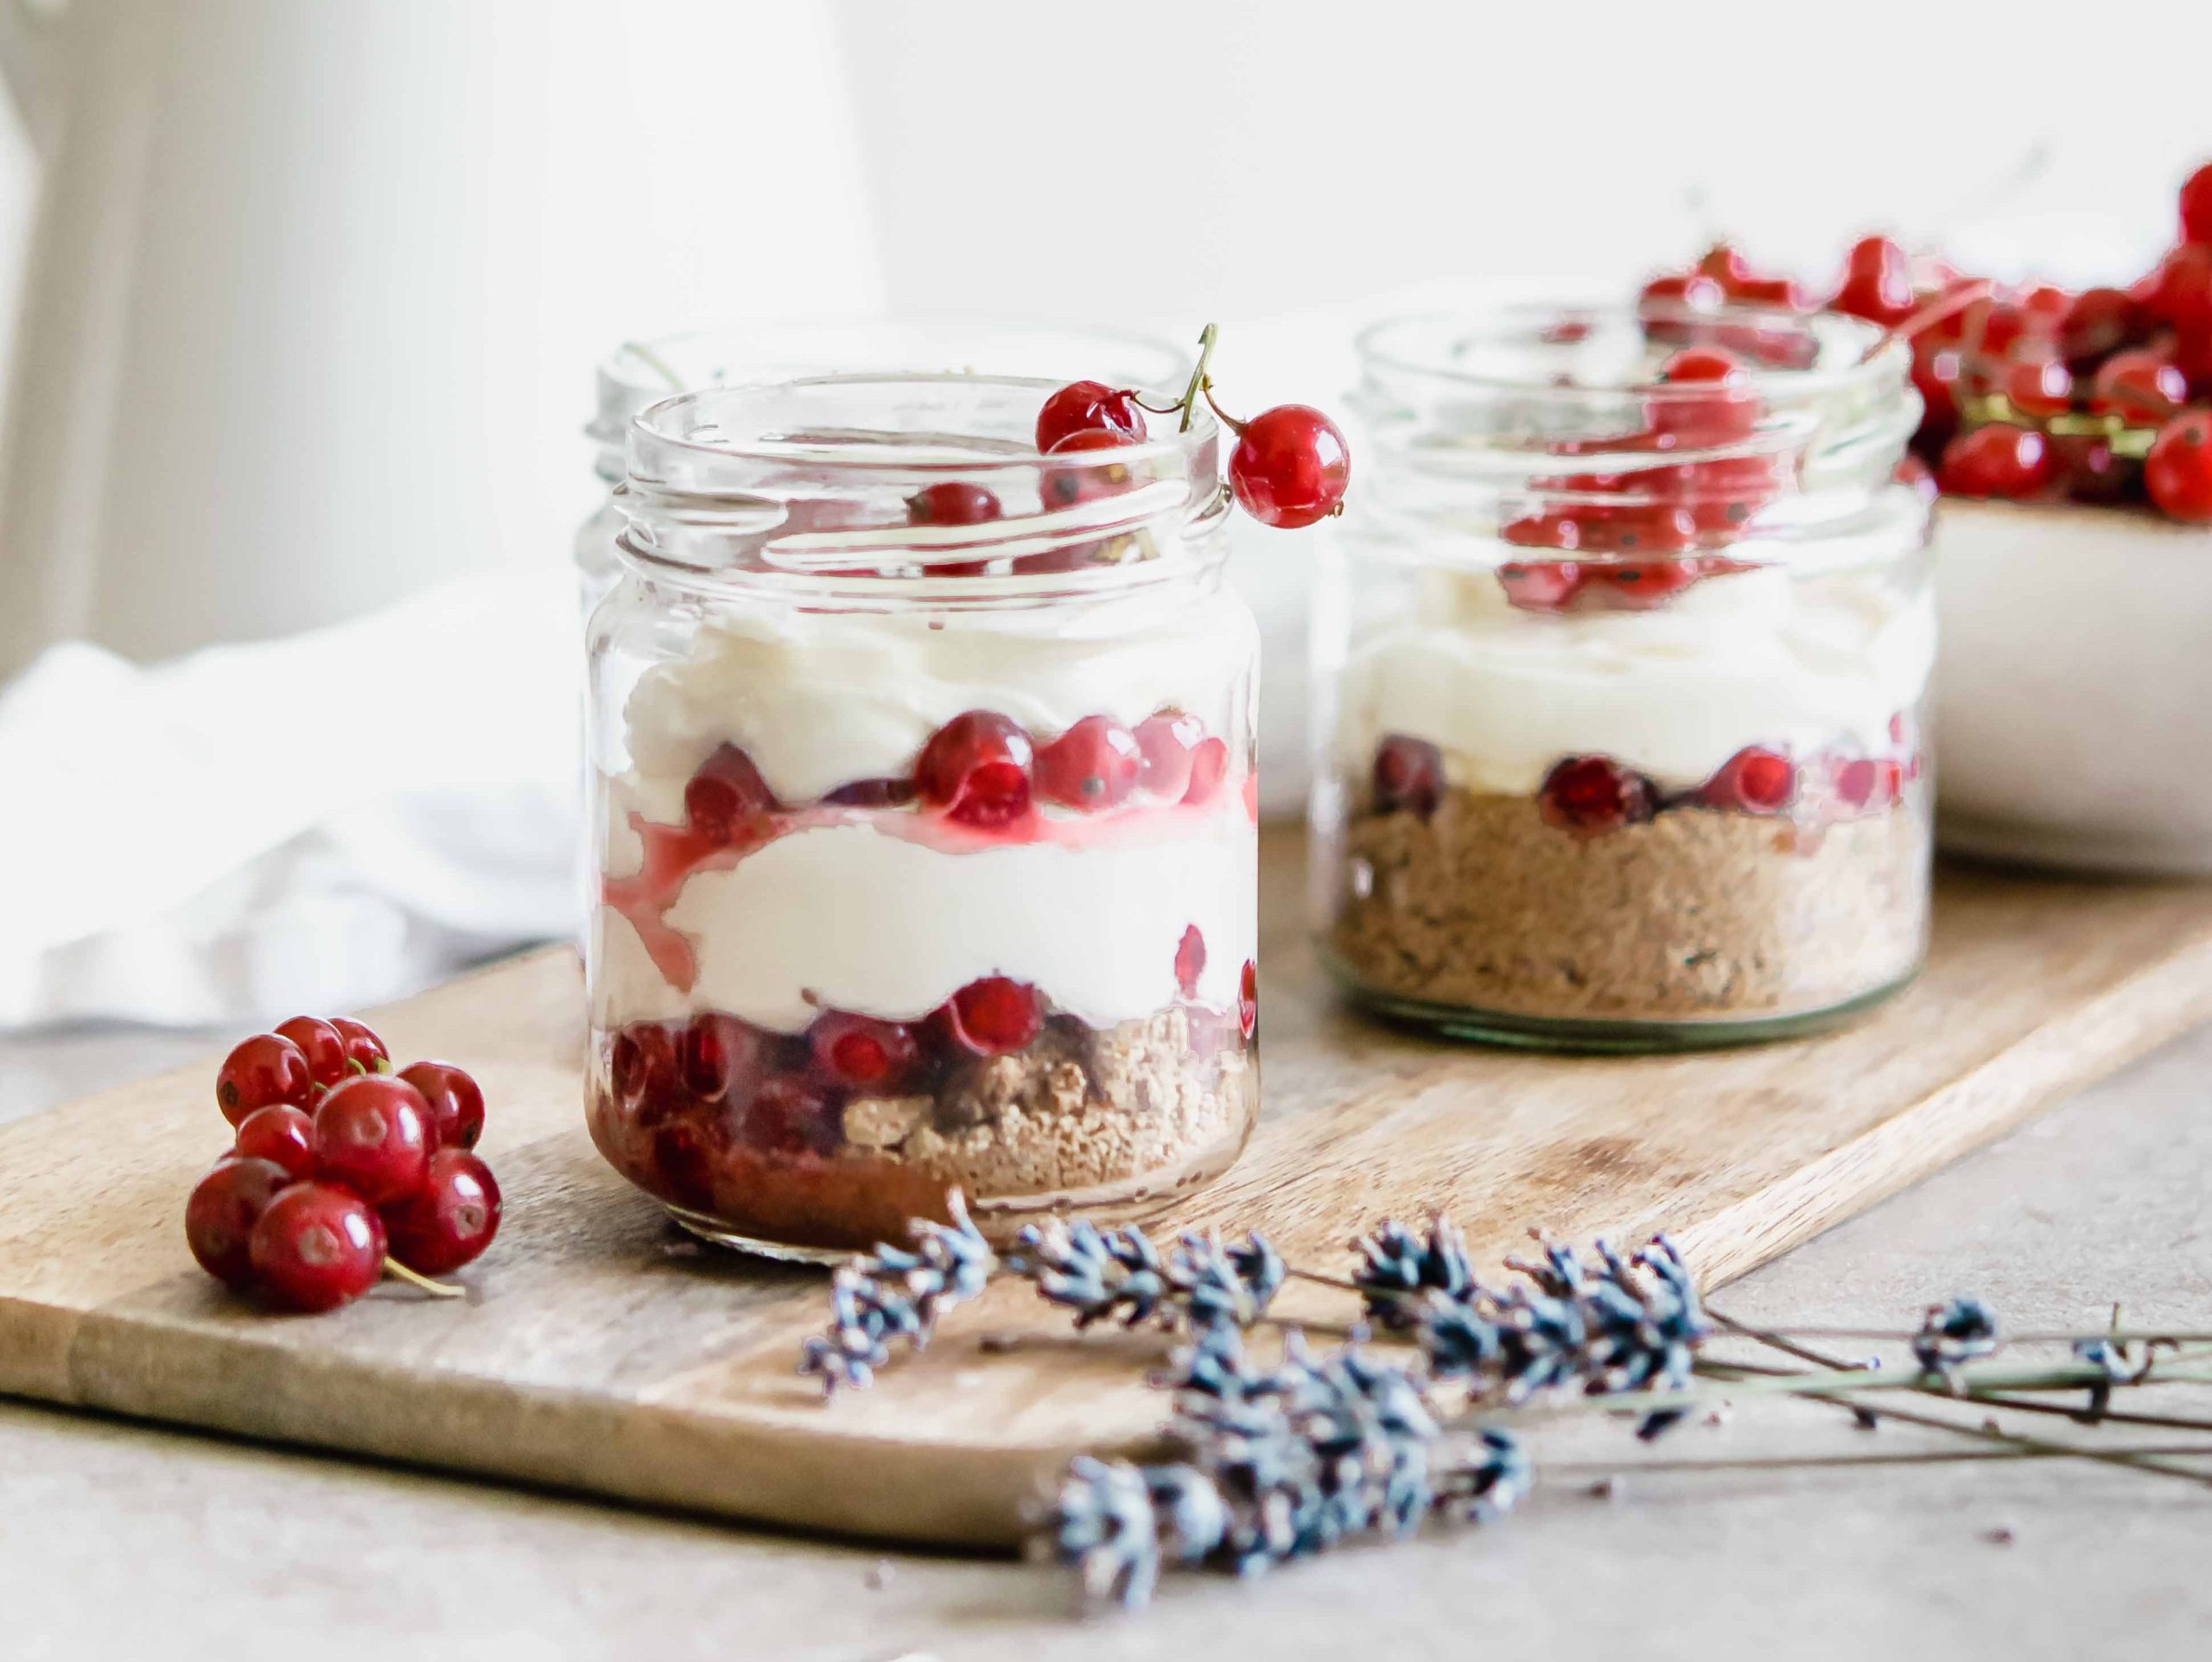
<box><xmin>1694</xmin><ymin>244</ymin><xmax>1756</xmax><ymax>289</ymax></box>
<box><xmin>2057</xmin><ymin>287</ymin><xmax>2145</xmax><ymax>366</ymax></box>
<box><xmin>216</xmin><ymin>1034</ymin><xmax>315</xmax><ymax>1127</ymax></box>
<box><xmin>2001</xmin><ymin>355</ymin><xmax>2074</xmax><ymax>419</ymax></box>
<box><xmin>311</xmin><ymin>1075</ymin><xmax>434</xmax><ymax>1205</ymax></box>
<box><xmin>381</xmin><ymin>1149</ymin><xmax>503</xmax><ymax>1276</ymax></box>
<box><xmin>1035</xmin><ymin>380</ymin><xmax>1146</xmax><ymax>454</ymax></box>
<box><xmin>1133</xmin><ymin>712</ymin><xmax>1203</xmax><ymax>799</ymax></box>
<box><xmin>1039</xmin><ymin>427</ymin><xmax>1139</xmax><ymax>512</ymax></box>
<box><xmin>1227</xmin><ymin>405</ymin><xmax>1351</xmax><ymax>530</ymax></box>
<box><xmin>681</xmin><ymin>1012</ymin><xmax>765</xmax><ymax>1104</ymax></box>
<box><xmin>397</xmin><ymin>1060</ymin><xmax>485</xmax><ymax>1150</ymax></box>
<box><xmin>906</xmin><ymin>481</ymin><xmax>1002</xmax><ymax>526</ymax></box>
<box><xmin>1538</xmin><ymin>756</ymin><xmax>1656</xmax><ymax>832</ymax></box>
<box><xmin>185</xmin><ymin>1156</ymin><xmax>293</xmax><ymax>1289</ymax></box>
<box><xmin>273</xmin><ymin>1017</ymin><xmax>351</xmax><ymax>1089</ymax></box>
<box><xmin>2181</xmin><ymin>162</ymin><xmax>2212</xmax><ymax>246</ymax></box>
<box><xmin>1497</xmin><ymin>560</ymin><xmax>1583</xmax><ymax>611</ymax></box>
<box><xmin>610</xmin><ymin>1021</ymin><xmax>680</xmax><ymax>1118</ymax></box>
<box><xmin>249</xmin><ymin>1183</ymin><xmax>386</xmax><ymax>1313</ymax></box>
<box><xmin>234</xmin><ymin>1104</ymin><xmax>315</xmax><ymax>1182</ymax></box>
<box><xmin>1640</xmin><ymin>271</ymin><xmax>1726</xmax><ymax>312</ymax></box>
<box><xmin>1372</xmin><ymin>735</ymin><xmax>1443</xmax><ymax>817</ymax></box>
<box><xmin>1173</xmin><ymin>925</ymin><xmax>1206</xmax><ymax>999</ymax></box>
<box><xmin>944</xmin><ymin>977</ymin><xmax>1042</xmax><ymax>1057</ymax></box>
<box><xmin>1833</xmin><ymin>756</ymin><xmax>1904</xmax><ymax>813</ymax></box>
<box><xmin>2145</xmin><ymin>409</ymin><xmax>2212</xmax><ymax>523</ymax></box>
<box><xmin>916</xmin><ymin>710</ymin><xmax>1034</xmax><ymax>829</ymax></box>
<box><xmin>684</xmin><ymin>744</ymin><xmax>777</xmax><ymax>844</ymax></box>
<box><xmin>1910</xmin><ymin>340</ymin><xmax>1967</xmax><ymax>455</ymax></box>
<box><xmin>328</xmin><ymin>1017</ymin><xmax>390</xmax><ymax>1075</ymax></box>
<box><xmin>2140</xmin><ymin>244</ymin><xmax>2212</xmax><ymax>332</ymax></box>
<box><xmin>2090</xmin><ymin>350</ymin><xmax>2189</xmax><ymax>422</ymax></box>
<box><xmin>1036</xmin><ymin>714</ymin><xmax>1141</xmax><ymax>811</ymax></box>
<box><xmin>1731</xmin><ymin>276</ymin><xmax>1808</xmax><ymax>308</ymax></box>
<box><xmin>2059</xmin><ymin>434</ymin><xmax>2133</xmax><ymax>504</ymax></box>
<box><xmin>744</xmin><ymin>1077</ymin><xmax>836</xmax><ymax>1158</ymax></box>
<box><xmin>1237</xmin><ymin>961</ymin><xmax>1257</xmax><ymax>1041</ymax></box>
<box><xmin>1702</xmin><ymin>746</ymin><xmax>1796</xmax><ymax>815</ymax></box>
<box><xmin>1653</xmin><ymin>347</ymin><xmax>1759</xmax><ymax>445</ymax></box>
<box><xmin>1937</xmin><ymin>424</ymin><xmax>2055</xmax><ymax>499</ymax></box>
<box><xmin>808</xmin><ymin>1011</ymin><xmax>919</xmax><ymax>1091</ymax></box>
<box><xmin>1181</xmin><ymin>736</ymin><xmax>1230</xmax><ymax>806</ymax></box>
<box><xmin>1832</xmin><ymin>236</ymin><xmax>1916</xmax><ymax>327</ymax></box>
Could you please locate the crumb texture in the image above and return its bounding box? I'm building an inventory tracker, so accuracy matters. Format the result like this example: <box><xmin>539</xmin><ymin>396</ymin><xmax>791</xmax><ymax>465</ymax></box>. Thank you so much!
<box><xmin>1328</xmin><ymin>790</ymin><xmax>1929</xmax><ymax>1024</ymax></box>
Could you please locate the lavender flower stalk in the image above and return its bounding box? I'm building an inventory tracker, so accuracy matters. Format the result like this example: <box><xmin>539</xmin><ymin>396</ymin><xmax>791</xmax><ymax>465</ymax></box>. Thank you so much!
<box><xmin>798</xmin><ymin>1192</ymin><xmax>995</xmax><ymax>1395</ymax></box>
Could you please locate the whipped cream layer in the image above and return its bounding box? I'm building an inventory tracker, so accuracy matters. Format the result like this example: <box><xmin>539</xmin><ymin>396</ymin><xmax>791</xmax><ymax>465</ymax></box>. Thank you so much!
<box><xmin>1342</xmin><ymin>563</ymin><xmax>1936</xmax><ymax>795</ymax></box>
<box><xmin>620</xmin><ymin>586</ymin><xmax>1258</xmax><ymax>810</ymax></box>
<box><xmin>593</xmin><ymin>814</ymin><xmax>1256</xmax><ymax>1033</ymax></box>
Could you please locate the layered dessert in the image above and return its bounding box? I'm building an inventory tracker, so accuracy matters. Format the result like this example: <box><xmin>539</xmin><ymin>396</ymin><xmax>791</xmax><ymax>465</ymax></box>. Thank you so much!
<box><xmin>589</xmin><ymin>592</ymin><xmax>1260</xmax><ymax>1253</ymax></box>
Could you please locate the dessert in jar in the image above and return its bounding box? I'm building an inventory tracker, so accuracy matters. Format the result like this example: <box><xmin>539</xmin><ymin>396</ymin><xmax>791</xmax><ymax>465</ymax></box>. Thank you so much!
<box><xmin>576</xmin><ymin>323</ymin><xmax>1189</xmax><ymax>625</ymax></box>
<box><xmin>588</xmin><ymin>371</ymin><xmax>1260</xmax><ymax>1256</ymax></box>
<box><xmin>1640</xmin><ymin>165</ymin><xmax>2212</xmax><ymax>872</ymax></box>
<box><xmin>1314</xmin><ymin>305</ymin><xmax>1932</xmax><ymax>1050</ymax></box>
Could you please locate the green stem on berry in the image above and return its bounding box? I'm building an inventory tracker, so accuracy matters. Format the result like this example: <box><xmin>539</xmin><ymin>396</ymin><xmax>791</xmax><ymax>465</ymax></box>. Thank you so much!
<box><xmin>1200</xmin><ymin>382</ymin><xmax>1248</xmax><ymax>436</ymax></box>
<box><xmin>382</xmin><ymin>1258</ymin><xmax>466</xmax><ymax>1299</ymax></box>
<box><xmin>624</xmin><ymin>339</ymin><xmax>686</xmax><ymax>393</ymax></box>
<box><xmin>1177</xmin><ymin>322</ymin><xmax>1222</xmax><ymax>435</ymax></box>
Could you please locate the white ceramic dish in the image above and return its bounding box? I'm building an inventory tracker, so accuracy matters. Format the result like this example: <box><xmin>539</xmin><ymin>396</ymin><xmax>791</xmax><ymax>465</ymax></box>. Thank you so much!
<box><xmin>1933</xmin><ymin>498</ymin><xmax>2212</xmax><ymax>874</ymax></box>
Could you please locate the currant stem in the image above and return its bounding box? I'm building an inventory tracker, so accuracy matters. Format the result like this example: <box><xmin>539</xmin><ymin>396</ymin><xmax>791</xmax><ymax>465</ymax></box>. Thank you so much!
<box><xmin>1177</xmin><ymin>322</ymin><xmax>1221</xmax><ymax>435</ymax></box>
<box><xmin>1887</xmin><ymin>278</ymin><xmax>1999</xmax><ymax>351</ymax></box>
<box><xmin>623</xmin><ymin>339</ymin><xmax>686</xmax><ymax>392</ymax></box>
<box><xmin>382</xmin><ymin>1258</ymin><xmax>466</xmax><ymax>1299</ymax></box>
<box><xmin>1201</xmin><ymin>382</ymin><xmax>1248</xmax><ymax>436</ymax></box>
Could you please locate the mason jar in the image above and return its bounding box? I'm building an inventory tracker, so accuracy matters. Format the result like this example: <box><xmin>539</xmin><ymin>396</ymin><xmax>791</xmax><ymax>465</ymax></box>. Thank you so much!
<box><xmin>1313</xmin><ymin>305</ymin><xmax>1933</xmax><ymax>1050</ymax></box>
<box><xmin>588</xmin><ymin>373</ymin><xmax>1259</xmax><ymax>1257</ymax></box>
<box><xmin>577</xmin><ymin>323</ymin><xmax>1191</xmax><ymax>624</ymax></box>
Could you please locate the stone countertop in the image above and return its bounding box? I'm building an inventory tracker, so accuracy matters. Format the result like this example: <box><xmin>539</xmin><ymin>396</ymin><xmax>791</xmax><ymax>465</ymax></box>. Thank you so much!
<box><xmin>3</xmin><ymin>1014</ymin><xmax>2209</xmax><ymax>1661</ymax></box>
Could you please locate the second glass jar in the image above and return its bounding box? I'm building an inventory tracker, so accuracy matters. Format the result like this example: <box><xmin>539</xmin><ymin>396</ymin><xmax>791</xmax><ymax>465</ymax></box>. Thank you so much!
<box><xmin>1313</xmin><ymin>306</ymin><xmax>1935</xmax><ymax>1050</ymax></box>
<box><xmin>588</xmin><ymin>374</ymin><xmax>1259</xmax><ymax>1256</ymax></box>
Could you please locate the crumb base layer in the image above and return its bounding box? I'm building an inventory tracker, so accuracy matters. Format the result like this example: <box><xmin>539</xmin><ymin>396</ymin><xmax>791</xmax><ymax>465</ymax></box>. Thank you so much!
<box><xmin>1327</xmin><ymin>788</ymin><xmax>1929</xmax><ymax>1043</ymax></box>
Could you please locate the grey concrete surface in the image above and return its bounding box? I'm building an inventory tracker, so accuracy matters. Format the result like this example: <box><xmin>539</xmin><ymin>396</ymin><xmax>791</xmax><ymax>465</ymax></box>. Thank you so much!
<box><xmin>3</xmin><ymin>1018</ymin><xmax>2209</xmax><ymax>1661</ymax></box>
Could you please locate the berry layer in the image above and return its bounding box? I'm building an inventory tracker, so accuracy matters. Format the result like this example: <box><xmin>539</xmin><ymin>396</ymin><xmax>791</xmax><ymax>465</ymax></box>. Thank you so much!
<box><xmin>593</xmin><ymin>808</ymin><xmax>1256</xmax><ymax>1034</ymax></box>
<box><xmin>1338</xmin><ymin>560</ymin><xmax>1935</xmax><ymax>798</ymax></box>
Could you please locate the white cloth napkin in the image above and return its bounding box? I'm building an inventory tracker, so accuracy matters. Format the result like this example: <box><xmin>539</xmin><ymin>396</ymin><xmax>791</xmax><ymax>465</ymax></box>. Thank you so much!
<box><xmin>0</xmin><ymin>568</ymin><xmax>583</xmax><ymax>1031</ymax></box>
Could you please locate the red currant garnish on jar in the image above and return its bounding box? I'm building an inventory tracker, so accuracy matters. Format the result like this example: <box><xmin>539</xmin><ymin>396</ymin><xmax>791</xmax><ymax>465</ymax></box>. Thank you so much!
<box><xmin>1831</xmin><ymin>236</ymin><xmax>1916</xmax><ymax>327</ymax></box>
<box><xmin>1226</xmin><ymin>404</ymin><xmax>1352</xmax><ymax>529</ymax></box>
<box><xmin>1036</xmin><ymin>381</ymin><xmax>1147</xmax><ymax>453</ymax></box>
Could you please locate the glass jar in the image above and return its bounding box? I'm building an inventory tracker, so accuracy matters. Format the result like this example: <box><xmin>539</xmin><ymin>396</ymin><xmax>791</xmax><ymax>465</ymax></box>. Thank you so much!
<box><xmin>578</xmin><ymin>323</ymin><xmax>1191</xmax><ymax>624</ymax></box>
<box><xmin>588</xmin><ymin>373</ymin><xmax>1259</xmax><ymax>1258</ymax></box>
<box><xmin>1313</xmin><ymin>305</ymin><xmax>1934</xmax><ymax>1050</ymax></box>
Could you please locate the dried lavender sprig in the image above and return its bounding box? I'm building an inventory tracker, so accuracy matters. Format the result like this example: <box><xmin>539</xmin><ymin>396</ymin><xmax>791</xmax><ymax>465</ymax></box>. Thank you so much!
<box><xmin>1008</xmin><ymin>1218</ymin><xmax>1284</xmax><ymax>1336</ymax></box>
<box><xmin>798</xmin><ymin>1192</ymin><xmax>995</xmax><ymax>1395</ymax></box>
<box><xmin>1347</xmin><ymin>1216</ymin><xmax>1478</xmax><ymax>1331</ymax></box>
<box><xmin>1912</xmin><ymin>1295</ymin><xmax>1999</xmax><ymax>1385</ymax></box>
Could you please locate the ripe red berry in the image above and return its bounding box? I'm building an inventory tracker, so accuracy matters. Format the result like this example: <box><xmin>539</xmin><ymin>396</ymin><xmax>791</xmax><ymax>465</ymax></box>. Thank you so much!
<box><xmin>216</xmin><ymin>1034</ymin><xmax>315</xmax><ymax>1127</ymax></box>
<box><xmin>1497</xmin><ymin>560</ymin><xmax>1583</xmax><ymax>611</ymax></box>
<box><xmin>1036</xmin><ymin>380</ymin><xmax>1146</xmax><ymax>454</ymax></box>
<box><xmin>808</xmin><ymin>1011</ymin><xmax>919</xmax><ymax>1091</ymax></box>
<box><xmin>1238</xmin><ymin>960</ymin><xmax>1258</xmax><ymax>1040</ymax></box>
<box><xmin>916</xmin><ymin>710</ymin><xmax>1034</xmax><ymax>829</ymax></box>
<box><xmin>397</xmin><ymin>1060</ymin><xmax>485</xmax><ymax>1150</ymax></box>
<box><xmin>944</xmin><ymin>977</ymin><xmax>1043</xmax><ymax>1056</ymax></box>
<box><xmin>381</xmin><ymin>1149</ymin><xmax>502</xmax><ymax>1276</ymax></box>
<box><xmin>234</xmin><ymin>1104</ymin><xmax>316</xmax><ymax>1181</ymax></box>
<box><xmin>2144</xmin><ymin>410</ymin><xmax>2212</xmax><ymax>523</ymax></box>
<box><xmin>2089</xmin><ymin>350</ymin><xmax>2189</xmax><ymax>422</ymax></box>
<box><xmin>1732</xmin><ymin>275</ymin><xmax>1808</xmax><ymax>308</ymax></box>
<box><xmin>2001</xmin><ymin>355</ymin><xmax>2074</xmax><ymax>419</ymax></box>
<box><xmin>681</xmin><ymin>1012</ymin><xmax>765</xmax><ymax>1103</ymax></box>
<box><xmin>1703</xmin><ymin>746</ymin><xmax>1796</xmax><ymax>815</ymax></box>
<box><xmin>250</xmin><ymin>1183</ymin><xmax>386</xmax><ymax>1313</ymax></box>
<box><xmin>1937</xmin><ymin>424</ymin><xmax>2055</xmax><ymax>499</ymax></box>
<box><xmin>185</xmin><ymin>1157</ymin><xmax>293</xmax><ymax>1289</ymax></box>
<box><xmin>744</xmin><ymin>1077</ymin><xmax>836</xmax><ymax>1158</ymax></box>
<box><xmin>1227</xmin><ymin>405</ymin><xmax>1351</xmax><ymax>530</ymax></box>
<box><xmin>1833</xmin><ymin>757</ymin><xmax>1904</xmax><ymax>813</ymax></box>
<box><xmin>2057</xmin><ymin>287</ymin><xmax>2145</xmax><ymax>366</ymax></box>
<box><xmin>311</xmin><ymin>1075</ymin><xmax>434</xmax><ymax>1204</ymax></box>
<box><xmin>906</xmin><ymin>481</ymin><xmax>1002</xmax><ymax>526</ymax></box>
<box><xmin>1538</xmin><ymin>756</ymin><xmax>1656</xmax><ymax>832</ymax></box>
<box><xmin>1373</xmin><ymin>736</ymin><xmax>1443</xmax><ymax>816</ymax></box>
<box><xmin>1654</xmin><ymin>347</ymin><xmax>1758</xmax><ymax>445</ymax></box>
<box><xmin>610</xmin><ymin>1021</ymin><xmax>680</xmax><ymax>1117</ymax></box>
<box><xmin>1832</xmin><ymin>236</ymin><xmax>1916</xmax><ymax>327</ymax></box>
<box><xmin>1640</xmin><ymin>270</ymin><xmax>1727</xmax><ymax>313</ymax></box>
<box><xmin>2056</xmin><ymin>435</ymin><xmax>2133</xmax><ymax>504</ymax></box>
<box><xmin>1037</xmin><ymin>715</ymin><xmax>1141</xmax><ymax>810</ymax></box>
<box><xmin>1173</xmin><ymin>925</ymin><xmax>1206</xmax><ymax>998</ymax></box>
<box><xmin>328</xmin><ymin>1017</ymin><xmax>390</xmax><ymax>1075</ymax></box>
<box><xmin>1181</xmin><ymin>736</ymin><xmax>1230</xmax><ymax>806</ymax></box>
<box><xmin>2139</xmin><ymin>244</ymin><xmax>2212</xmax><ymax>332</ymax></box>
<box><xmin>1133</xmin><ymin>712</ymin><xmax>1204</xmax><ymax>799</ymax></box>
<box><xmin>684</xmin><ymin>743</ymin><xmax>777</xmax><ymax>843</ymax></box>
<box><xmin>273</xmin><ymin>1017</ymin><xmax>352</xmax><ymax>1088</ymax></box>
<box><xmin>2180</xmin><ymin>162</ymin><xmax>2212</xmax><ymax>246</ymax></box>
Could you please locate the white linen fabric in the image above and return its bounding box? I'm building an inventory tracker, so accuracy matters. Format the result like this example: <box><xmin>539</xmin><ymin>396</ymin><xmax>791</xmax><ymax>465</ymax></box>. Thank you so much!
<box><xmin>0</xmin><ymin>568</ymin><xmax>582</xmax><ymax>1030</ymax></box>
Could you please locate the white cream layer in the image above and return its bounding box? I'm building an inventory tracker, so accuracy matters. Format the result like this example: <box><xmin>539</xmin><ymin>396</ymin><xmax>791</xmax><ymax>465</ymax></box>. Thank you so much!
<box><xmin>1340</xmin><ymin>563</ymin><xmax>1936</xmax><ymax>795</ymax></box>
<box><xmin>621</xmin><ymin>586</ymin><xmax>1258</xmax><ymax>809</ymax></box>
<box><xmin>594</xmin><ymin>815</ymin><xmax>1257</xmax><ymax>1034</ymax></box>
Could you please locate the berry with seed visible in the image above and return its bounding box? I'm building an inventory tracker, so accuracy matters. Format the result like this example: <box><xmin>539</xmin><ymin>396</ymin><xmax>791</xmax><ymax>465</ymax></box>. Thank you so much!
<box><xmin>1497</xmin><ymin>560</ymin><xmax>1582</xmax><ymax>610</ymax></box>
<box><xmin>906</xmin><ymin>481</ymin><xmax>1002</xmax><ymax>526</ymax></box>
<box><xmin>1037</xmin><ymin>715</ymin><xmax>1141</xmax><ymax>811</ymax></box>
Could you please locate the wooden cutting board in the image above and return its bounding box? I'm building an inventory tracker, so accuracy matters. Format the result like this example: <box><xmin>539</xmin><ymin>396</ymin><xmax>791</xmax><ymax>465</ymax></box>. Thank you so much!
<box><xmin>4</xmin><ymin>828</ymin><xmax>2211</xmax><ymax>1548</ymax></box>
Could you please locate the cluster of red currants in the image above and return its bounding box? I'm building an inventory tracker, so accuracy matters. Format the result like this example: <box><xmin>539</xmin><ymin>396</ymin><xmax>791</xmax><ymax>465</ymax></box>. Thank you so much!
<box><xmin>185</xmin><ymin>1015</ymin><xmax>502</xmax><ymax>1312</ymax></box>
<box><xmin>1028</xmin><ymin>324</ymin><xmax>1351</xmax><ymax>531</ymax></box>
<box><xmin>1640</xmin><ymin>161</ymin><xmax>2212</xmax><ymax>523</ymax></box>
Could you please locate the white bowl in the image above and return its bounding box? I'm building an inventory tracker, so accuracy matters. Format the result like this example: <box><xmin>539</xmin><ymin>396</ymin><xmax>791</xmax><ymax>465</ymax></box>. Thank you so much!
<box><xmin>1933</xmin><ymin>498</ymin><xmax>2212</xmax><ymax>873</ymax></box>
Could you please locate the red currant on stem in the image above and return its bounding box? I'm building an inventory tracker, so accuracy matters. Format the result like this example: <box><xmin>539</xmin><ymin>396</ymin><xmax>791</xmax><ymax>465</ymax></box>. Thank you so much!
<box><xmin>248</xmin><ymin>1183</ymin><xmax>388</xmax><ymax>1313</ymax></box>
<box><xmin>2145</xmin><ymin>409</ymin><xmax>2212</xmax><ymax>523</ymax></box>
<box><xmin>186</xmin><ymin>1157</ymin><xmax>293</xmax><ymax>1289</ymax></box>
<box><xmin>1166</xmin><ymin>322</ymin><xmax>1351</xmax><ymax>530</ymax></box>
<box><xmin>381</xmin><ymin>1149</ymin><xmax>504</xmax><ymax>1276</ymax></box>
<box><xmin>328</xmin><ymin>1017</ymin><xmax>390</xmax><ymax>1075</ymax></box>
<box><xmin>234</xmin><ymin>1103</ymin><xmax>315</xmax><ymax>1181</ymax></box>
<box><xmin>216</xmin><ymin>1033</ymin><xmax>314</xmax><ymax>1126</ymax></box>
<box><xmin>273</xmin><ymin>1016</ymin><xmax>351</xmax><ymax>1089</ymax></box>
<box><xmin>2090</xmin><ymin>350</ymin><xmax>2189</xmax><ymax>421</ymax></box>
<box><xmin>397</xmin><ymin>1060</ymin><xmax>486</xmax><ymax>1150</ymax></box>
<box><xmin>1035</xmin><ymin>380</ymin><xmax>1146</xmax><ymax>453</ymax></box>
<box><xmin>1832</xmin><ymin>236</ymin><xmax>1916</xmax><ymax>327</ymax></box>
<box><xmin>2001</xmin><ymin>355</ymin><xmax>2073</xmax><ymax>419</ymax></box>
<box><xmin>310</xmin><ymin>1075</ymin><xmax>434</xmax><ymax>1204</ymax></box>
